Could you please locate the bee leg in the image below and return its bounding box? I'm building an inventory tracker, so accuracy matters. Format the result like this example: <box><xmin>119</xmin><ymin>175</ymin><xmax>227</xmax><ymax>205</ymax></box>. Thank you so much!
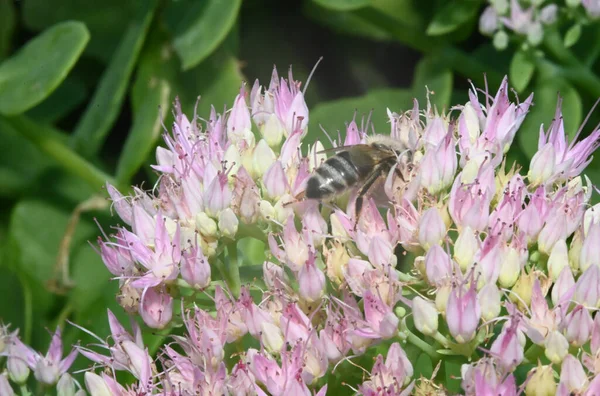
<box><xmin>353</xmin><ymin>165</ymin><xmax>386</xmax><ymax>231</ymax></box>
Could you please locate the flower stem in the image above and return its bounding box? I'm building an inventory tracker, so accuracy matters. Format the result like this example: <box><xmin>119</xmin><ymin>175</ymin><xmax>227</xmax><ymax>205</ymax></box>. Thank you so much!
<box><xmin>216</xmin><ymin>242</ymin><xmax>242</xmax><ymax>297</ymax></box>
<box><xmin>19</xmin><ymin>385</ymin><xmax>32</xmax><ymax>396</ymax></box>
<box><xmin>4</xmin><ymin>115</ymin><xmax>117</xmax><ymax>191</ymax></box>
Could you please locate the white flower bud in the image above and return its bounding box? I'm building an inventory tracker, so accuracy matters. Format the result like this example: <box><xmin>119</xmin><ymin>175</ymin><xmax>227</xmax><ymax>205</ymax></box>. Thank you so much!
<box><xmin>195</xmin><ymin>212</ymin><xmax>218</xmax><ymax>236</ymax></box>
<box><xmin>493</xmin><ymin>30</ymin><xmax>509</xmax><ymax>50</ymax></box>
<box><xmin>252</xmin><ymin>139</ymin><xmax>276</xmax><ymax>178</ymax></box>
<box><xmin>454</xmin><ymin>226</ymin><xmax>478</xmax><ymax>271</ymax></box>
<box><xmin>498</xmin><ymin>246</ymin><xmax>521</xmax><ymax>288</ymax></box>
<box><xmin>413</xmin><ymin>297</ymin><xmax>439</xmax><ymax>336</ymax></box>
<box><xmin>258</xmin><ymin>200</ymin><xmax>276</xmax><ymax>221</ymax></box>
<box><xmin>218</xmin><ymin>208</ymin><xmax>239</xmax><ymax>238</ymax></box>
<box><xmin>548</xmin><ymin>239</ymin><xmax>569</xmax><ymax>281</ymax></box>
<box><xmin>262</xmin><ymin>114</ymin><xmax>284</xmax><ymax>148</ymax></box>
<box><xmin>261</xmin><ymin>322</ymin><xmax>284</xmax><ymax>354</ymax></box>
<box><xmin>544</xmin><ymin>330</ymin><xmax>569</xmax><ymax>364</ymax></box>
<box><xmin>223</xmin><ymin>144</ymin><xmax>242</xmax><ymax>178</ymax></box>
<box><xmin>528</xmin><ymin>143</ymin><xmax>556</xmax><ymax>186</ymax></box>
<box><xmin>479</xmin><ymin>283</ymin><xmax>501</xmax><ymax>322</ymax></box>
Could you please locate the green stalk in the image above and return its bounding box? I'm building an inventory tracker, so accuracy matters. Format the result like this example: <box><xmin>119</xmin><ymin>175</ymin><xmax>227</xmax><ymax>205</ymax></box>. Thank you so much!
<box><xmin>4</xmin><ymin>116</ymin><xmax>116</xmax><ymax>190</ymax></box>
<box><xmin>216</xmin><ymin>242</ymin><xmax>242</xmax><ymax>297</ymax></box>
<box><xmin>404</xmin><ymin>328</ymin><xmax>442</xmax><ymax>361</ymax></box>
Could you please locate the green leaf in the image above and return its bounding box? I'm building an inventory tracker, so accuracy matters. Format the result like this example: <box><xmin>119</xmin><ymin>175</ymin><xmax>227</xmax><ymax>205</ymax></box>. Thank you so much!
<box><xmin>311</xmin><ymin>0</ymin><xmax>371</xmax><ymax>11</ymax></box>
<box><xmin>509</xmin><ymin>50</ymin><xmax>536</xmax><ymax>92</ymax></box>
<box><xmin>309</xmin><ymin>89</ymin><xmax>414</xmax><ymax>147</ymax></box>
<box><xmin>564</xmin><ymin>24</ymin><xmax>582</xmax><ymax>48</ymax></box>
<box><xmin>412</xmin><ymin>55</ymin><xmax>453</xmax><ymax>110</ymax></box>
<box><xmin>71</xmin><ymin>0</ymin><xmax>157</xmax><ymax>158</ymax></box>
<box><xmin>426</xmin><ymin>0</ymin><xmax>480</xmax><ymax>36</ymax></box>
<box><xmin>22</xmin><ymin>0</ymin><xmax>137</xmax><ymax>63</ymax></box>
<box><xmin>518</xmin><ymin>78</ymin><xmax>582</xmax><ymax>159</ymax></box>
<box><xmin>414</xmin><ymin>353</ymin><xmax>434</xmax><ymax>378</ymax></box>
<box><xmin>0</xmin><ymin>117</ymin><xmax>53</xmax><ymax>196</ymax></box>
<box><xmin>26</xmin><ymin>77</ymin><xmax>88</xmax><ymax>124</ymax></box>
<box><xmin>0</xmin><ymin>21</ymin><xmax>89</xmax><ymax>116</ymax></box>
<box><xmin>116</xmin><ymin>80</ymin><xmax>170</xmax><ymax>184</ymax></box>
<box><xmin>169</xmin><ymin>0</ymin><xmax>242</xmax><ymax>70</ymax></box>
<box><xmin>0</xmin><ymin>0</ymin><xmax>16</xmax><ymax>60</ymax></box>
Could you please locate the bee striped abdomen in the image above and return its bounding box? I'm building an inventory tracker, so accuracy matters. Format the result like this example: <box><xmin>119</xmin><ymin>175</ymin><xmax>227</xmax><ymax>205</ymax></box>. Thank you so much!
<box><xmin>305</xmin><ymin>151</ymin><xmax>360</xmax><ymax>199</ymax></box>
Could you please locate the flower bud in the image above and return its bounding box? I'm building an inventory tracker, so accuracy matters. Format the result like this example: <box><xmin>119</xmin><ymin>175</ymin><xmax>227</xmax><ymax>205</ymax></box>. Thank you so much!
<box><xmin>584</xmin><ymin>203</ymin><xmax>600</xmax><ymax>235</ymax></box>
<box><xmin>139</xmin><ymin>287</ymin><xmax>173</xmax><ymax>329</ymax></box>
<box><xmin>559</xmin><ymin>355</ymin><xmax>588</xmax><ymax>393</ymax></box>
<box><xmin>262</xmin><ymin>114</ymin><xmax>284</xmax><ymax>147</ymax></box>
<box><xmin>298</xmin><ymin>256</ymin><xmax>326</xmax><ymax>303</ymax></box>
<box><xmin>181</xmin><ymin>245</ymin><xmax>211</xmax><ymax>290</ymax></box>
<box><xmin>57</xmin><ymin>373</ymin><xmax>77</xmax><ymax>396</ymax></box>
<box><xmin>85</xmin><ymin>372</ymin><xmax>112</xmax><ymax>396</ymax></box>
<box><xmin>526</xmin><ymin>22</ymin><xmax>544</xmax><ymax>46</ymax></box>
<box><xmin>493</xmin><ymin>30</ymin><xmax>509</xmax><ymax>50</ymax></box>
<box><xmin>564</xmin><ymin>305</ymin><xmax>593</xmax><ymax>346</ymax></box>
<box><xmin>540</xmin><ymin>4</ymin><xmax>558</xmax><ymax>24</ymax></box>
<box><xmin>223</xmin><ymin>144</ymin><xmax>242</xmax><ymax>180</ymax></box>
<box><xmin>204</xmin><ymin>173</ymin><xmax>232</xmax><ymax>217</ymax></box>
<box><xmin>195</xmin><ymin>212</ymin><xmax>218</xmax><ymax>237</ymax></box>
<box><xmin>7</xmin><ymin>355</ymin><xmax>30</xmax><ymax>384</ymax></box>
<box><xmin>498</xmin><ymin>246</ymin><xmax>521</xmax><ymax>288</ymax></box>
<box><xmin>324</xmin><ymin>240</ymin><xmax>349</xmax><ymax>285</ymax></box>
<box><xmin>258</xmin><ymin>200</ymin><xmax>276</xmax><ymax>221</ymax></box>
<box><xmin>544</xmin><ymin>330</ymin><xmax>569</xmax><ymax>364</ymax></box>
<box><xmin>412</xmin><ymin>297</ymin><xmax>439</xmax><ymax>336</ymax></box>
<box><xmin>0</xmin><ymin>373</ymin><xmax>14</xmax><ymax>396</ymax></box>
<box><xmin>446</xmin><ymin>283</ymin><xmax>481</xmax><ymax>343</ymax></box>
<box><xmin>218</xmin><ymin>208</ymin><xmax>239</xmax><ymax>238</ymax></box>
<box><xmin>575</xmin><ymin>265</ymin><xmax>600</xmax><ymax>307</ymax></box>
<box><xmin>528</xmin><ymin>143</ymin><xmax>556</xmax><ymax>186</ymax></box>
<box><xmin>260</xmin><ymin>322</ymin><xmax>284</xmax><ymax>354</ymax></box>
<box><xmin>454</xmin><ymin>227</ymin><xmax>478</xmax><ymax>272</ymax></box>
<box><xmin>580</xmin><ymin>222</ymin><xmax>600</xmax><ymax>272</ymax></box>
<box><xmin>551</xmin><ymin>266</ymin><xmax>575</xmax><ymax>306</ymax></box>
<box><xmin>548</xmin><ymin>239</ymin><xmax>569</xmax><ymax>281</ymax></box>
<box><xmin>274</xmin><ymin>195</ymin><xmax>294</xmax><ymax>224</ymax></box>
<box><xmin>525</xmin><ymin>365</ymin><xmax>556</xmax><ymax>396</ymax></box>
<box><xmin>478</xmin><ymin>283</ymin><xmax>501</xmax><ymax>322</ymax></box>
<box><xmin>479</xmin><ymin>6</ymin><xmax>498</xmax><ymax>35</ymax></box>
<box><xmin>435</xmin><ymin>284</ymin><xmax>452</xmax><ymax>314</ymax></box>
<box><xmin>425</xmin><ymin>245</ymin><xmax>452</xmax><ymax>287</ymax></box>
<box><xmin>263</xmin><ymin>161</ymin><xmax>288</xmax><ymax>199</ymax></box>
<box><xmin>252</xmin><ymin>139</ymin><xmax>276</xmax><ymax>177</ymax></box>
<box><xmin>509</xmin><ymin>271</ymin><xmax>535</xmax><ymax>310</ymax></box>
<box><xmin>418</xmin><ymin>207</ymin><xmax>446</xmax><ymax>250</ymax></box>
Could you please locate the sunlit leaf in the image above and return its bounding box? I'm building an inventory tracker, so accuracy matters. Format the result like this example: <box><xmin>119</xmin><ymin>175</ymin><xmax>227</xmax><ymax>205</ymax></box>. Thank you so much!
<box><xmin>168</xmin><ymin>0</ymin><xmax>242</xmax><ymax>70</ymax></box>
<box><xmin>426</xmin><ymin>0</ymin><xmax>480</xmax><ymax>36</ymax></box>
<box><xmin>564</xmin><ymin>24</ymin><xmax>582</xmax><ymax>48</ymax></box>
<box><xmin>0</xmin><ymin>21</ymin><xmax>89</xmax><ymax>115</ymax></box>
<box><xmin>22</xmin><ymin>0</ymin><xmax>137</xmax><ymax>62</ymax></box>
<box><xmin>509</xmin><ymin>50</ymin><xmax>535</xmax><ymax>93</ymax></box>
<box><xmin>71</xmin><ymin>0</ymin><xmax>157</xmax><ymax>158</ymax></box>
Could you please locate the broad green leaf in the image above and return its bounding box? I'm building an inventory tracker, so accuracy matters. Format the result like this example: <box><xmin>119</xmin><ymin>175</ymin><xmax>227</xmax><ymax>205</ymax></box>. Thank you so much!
<box><xmin>564</xmin><ymin>24</ymin><xmax>582</xmax><ymax>48</ymax></box>
<box><xmin>415</xmin><ymin>353</ymin><xmax>434</xmax><ymax>378</ymax></box>
<box><xmin>6</xmin><ymin>116</ymin><xmax>114</xmax><ymax>190</ymax></box>
<box><xmin>509</xmin><ymin>50</ymin><xmax>535</xmax><ymax>92</ymax></box>
<box><xmin>26</xmin><ymin>77</ymin><xmax>88</xmax><ymax>124</ymax></box>
<box><xmin>0</xmin><ymin>267</ymin><xmax>25</xmax><ymax>331</ymax></box>
<box><xmin>71</xmin><ymin>0</ymin><xmax>157</xmax><ymax>158</ymax></box>
<box><xmin>0</xmin><ymin>118</ymin><xmax>53</xmax><ymax>197</ymax></box>
<box><xmin>116</xmin><ymin>80</ymin><xmax>170</xmax><ymax>184</ymax></box>
<box><xmin>22</xmin><ymin>0</ymin><xmax>137</xmax><ymax>63</ymax></box>
<box><xmin>168</xmin><ymin>0</ymin><xmax>242</xmax><ymax>70</ymax></box>
<box><xmin>0</xmin><ymin>21</ymin><xmax>89</xmax><ymax>115</ymax></box>
<box><xmin>412</xmin><ymin>55</ymin><xmax>453</xmax><ymax>110</ymax></box>
<box><xmin>518</xmin><ymin>78</ymin><xmax>582</xmax><ymax>159</ymax></box>
<box><xmin>70</xmin><ymin>241</ymin><xmax>113</xmax><ymax>312</ymax></box>
<box><xmin>311</xmin><ymin>0</ymin><xmax>371</xmax><ymax>11</ymax></box>
<box><xmin>309</xmin><ymin>88</ymin><xmax>414</xmax><ymax>147</ymax></box>
<box><xmin>0</xmin><ymin>0</ymin><xmax>16</xmax><ymax>60</ymax></box>
<box><xmin>426</xmin><ymin>0</ymin><xmax>480</xmax><ymax>36</ymax></box>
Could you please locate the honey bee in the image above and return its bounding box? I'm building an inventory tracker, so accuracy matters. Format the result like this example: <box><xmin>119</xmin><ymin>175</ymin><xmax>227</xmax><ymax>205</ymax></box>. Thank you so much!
<box><xmin>304</xmin><ymin>135</ymin><xmax>414</xmax><ymax>219</ymax></box>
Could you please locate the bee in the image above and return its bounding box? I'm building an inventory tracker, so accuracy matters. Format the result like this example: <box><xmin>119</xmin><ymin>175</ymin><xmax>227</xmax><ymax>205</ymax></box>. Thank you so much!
<box><xmin>304</xmin><ymin>135</ymin><xmax>414</xmax><ymax>220</ymax></box>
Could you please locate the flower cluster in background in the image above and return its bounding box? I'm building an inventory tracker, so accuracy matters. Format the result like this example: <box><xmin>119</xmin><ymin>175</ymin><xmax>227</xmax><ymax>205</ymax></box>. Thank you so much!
<box><xmin>2</xmin><ymin>67</ymin><xmax>600</xmax><ymax>395</ymax></box>
<box><xmin>480</xmin><ymin>0</ymin><xmax>600</xmax><ymax>49</ymax></box>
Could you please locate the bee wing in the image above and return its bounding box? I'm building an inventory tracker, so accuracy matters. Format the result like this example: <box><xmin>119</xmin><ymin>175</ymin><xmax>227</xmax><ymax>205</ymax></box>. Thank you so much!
<box><xmin>315</xmin><ymin>145</ymin><xmax>356</xmax><ymax>155</ymax></box>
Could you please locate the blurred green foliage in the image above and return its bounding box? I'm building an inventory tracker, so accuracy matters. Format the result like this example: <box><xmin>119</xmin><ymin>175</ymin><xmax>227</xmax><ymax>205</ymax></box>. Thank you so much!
<box><xmin>1</xmin><ymin>0</ymin><xmax>600</xmax><ymax>391</ymax></box>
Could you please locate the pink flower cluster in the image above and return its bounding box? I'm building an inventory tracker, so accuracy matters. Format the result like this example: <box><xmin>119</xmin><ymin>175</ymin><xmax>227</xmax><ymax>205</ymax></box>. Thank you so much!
<box><xmin>2</xmin><ymin>67</ymin><xmax>600</xmax><ymax>395</ymax></box>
